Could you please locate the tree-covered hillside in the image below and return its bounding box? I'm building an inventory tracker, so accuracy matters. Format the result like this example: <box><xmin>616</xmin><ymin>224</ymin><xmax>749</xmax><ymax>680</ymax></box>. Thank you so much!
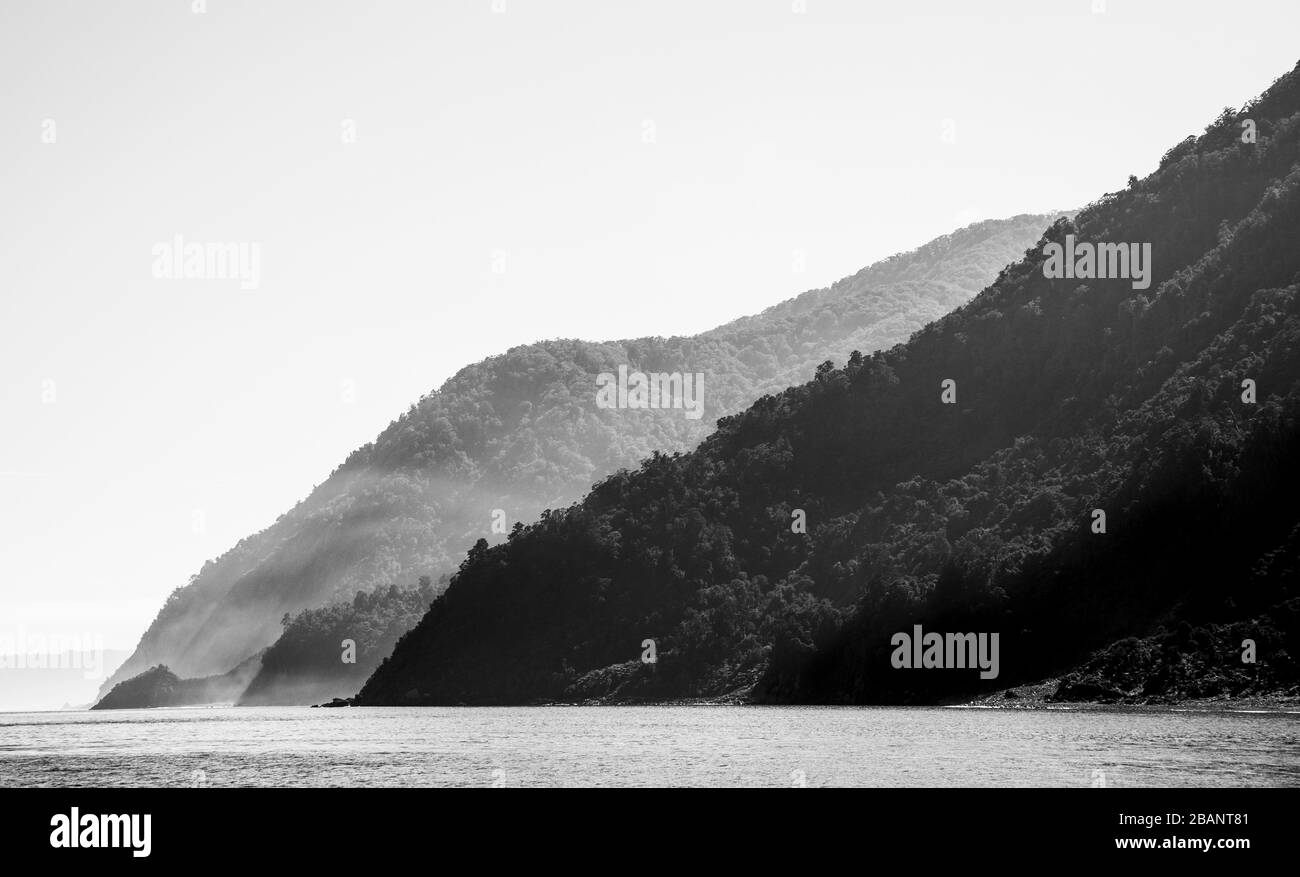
<box><xmin>102</xmin><ymin>213</ymin><xmax>1054</xmax><ymax>700</ymax></box>
<box><xmin>357</xmin><ymin>63</ymin><xmax>1300</xmax><ymax>707</ymax></box>
<box><xmin>91</xmin><ymin>656</ymin><xmax>260</xmax><ymax>711</ymax></box>
<box><xmin>238</xmin><ymin>578</ymin><xmax>439</xmax><ymax>706</ymax></box>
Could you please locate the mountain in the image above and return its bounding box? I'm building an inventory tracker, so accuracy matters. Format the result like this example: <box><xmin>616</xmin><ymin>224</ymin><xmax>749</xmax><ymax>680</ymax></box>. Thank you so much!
<box><xmin>91</xmin><ymin>655</ymin><xmax>260</xmax><ymax>710</ymax></box>
<box><xmin>100</xmin><ymin>213</ymin><xmax>1057</xmax><ymax>702</ymax></box>
<box><xmin>237</xmin><ymin>577</ymin><xmax>439</xmax><ymax>706</ymax></box>
<box><xmin>357</xmin><ymin>62</ymin><xmax>1300</xmax><ymax>707</ymax></box>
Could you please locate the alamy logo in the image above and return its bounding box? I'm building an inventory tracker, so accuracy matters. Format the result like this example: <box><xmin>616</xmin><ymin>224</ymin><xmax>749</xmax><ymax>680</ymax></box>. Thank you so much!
<box><xmin>890</xmin><ymin>625</ymin><xmax>1000</xmax><ymax>680</ymax></box>
<box><xmin>152</xmin><ymin>234</ymin><xmax>261</xmax><ymax>290</ymax></box>
<box><xmin>0</xmin><ymin>627</ymin><xmax>105</xmax><ymax>679</ymax></box>
<box><xmin>50</xmin><ymin>808</ymin><xmax>151</xmax><ymax>858</ymax></box>
<box><xmin>1042</xmin><ymin>234</ymin><xmax>1151</xmax><ymax>290</ymax></box>
<box><xmin>596</xmin><ymin>365</ymin><xmax>704</xmax><ymax>420</ymax></box>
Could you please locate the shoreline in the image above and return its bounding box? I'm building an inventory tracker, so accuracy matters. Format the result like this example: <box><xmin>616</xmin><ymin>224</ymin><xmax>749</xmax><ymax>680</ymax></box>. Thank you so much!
<box><xmin>961</xmin><ymin>679</ymin><xmax>1300</xmax><ymax>712</ymax></box>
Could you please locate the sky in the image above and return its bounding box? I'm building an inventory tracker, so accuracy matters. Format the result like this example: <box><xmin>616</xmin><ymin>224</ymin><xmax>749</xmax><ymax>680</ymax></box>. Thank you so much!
<box><xmin>1</xmin><ymin>0</ymin><xmax>1298</xmax><ymax>659</ymax></box>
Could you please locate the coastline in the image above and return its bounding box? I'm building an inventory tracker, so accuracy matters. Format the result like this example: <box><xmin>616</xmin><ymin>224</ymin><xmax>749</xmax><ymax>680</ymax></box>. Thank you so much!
<box><xmin>959</xmin><ymin>679</ymin><xmax>1300</xmax><ymax>712</ymax></box>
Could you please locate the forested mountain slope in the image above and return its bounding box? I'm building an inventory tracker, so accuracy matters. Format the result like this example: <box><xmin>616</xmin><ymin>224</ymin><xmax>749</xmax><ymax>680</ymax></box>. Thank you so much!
<box><xmin>101</xmin><ymin>213</ymin><xmax>1053</xmax><ymax>700</ymax></box>
<box><xmin>358</xmin><ymin>63</ymin><xmax>1300</xmax><ymax>706</ymax></box>
<box><xmin>237</xmin><ymin>578</ymin><xmax>439</xmax><ymax>706</ymax></box>
<box><xmin>91</xmin><ymin>656</ymin><xmax>260</xmax><ymax>711</ymax></box>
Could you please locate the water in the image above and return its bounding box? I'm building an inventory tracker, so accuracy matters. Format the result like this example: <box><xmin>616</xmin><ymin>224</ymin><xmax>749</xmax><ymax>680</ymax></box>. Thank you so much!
<box><xmin>1</xmin><ymin>705</ymin><xmax>1296</xmax><ymax>787</ymax></box>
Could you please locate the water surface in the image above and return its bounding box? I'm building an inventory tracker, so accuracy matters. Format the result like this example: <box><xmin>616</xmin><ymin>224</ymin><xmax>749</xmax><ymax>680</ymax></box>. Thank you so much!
<box><xmin>1</xmin><ymin>705</ymin><xmax>1296</xmax><ymax>787</ymax></box>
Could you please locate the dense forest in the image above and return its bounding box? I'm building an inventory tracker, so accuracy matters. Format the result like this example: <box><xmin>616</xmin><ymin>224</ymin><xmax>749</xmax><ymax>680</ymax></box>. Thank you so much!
<box><xmin>357</xmin><ymin>62</ymin><xmax>1300</xmax><ymax>707</ymax></box>
<box><xmin>99</xmin><ymin>213</ymin><xmax>1054</xmax><ymax>702</ymax></box>
<box><xmin>238</xmin><ymin>577</ymin><xmax>439</xmax><ymax>706</ymax></box>
<box><xmin>1049</xmin><ymin>597</ymin><xmax>1300</xmax><ymax>703</ymax></box>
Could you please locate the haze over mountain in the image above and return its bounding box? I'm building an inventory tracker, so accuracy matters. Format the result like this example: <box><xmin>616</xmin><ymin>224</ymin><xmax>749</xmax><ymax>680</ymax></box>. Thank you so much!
<box><xmin>92</xmin><ymin>655</ymin><xmax>260</xmax><ymax>711</ymax></box>
<box><xmin>100</xmin><ymin>213</ymin><xmax>1056</xmax><ymax>704</ymax></box>
<box><xmin>358</xmin><ymin>62</ymin><xmax>1300</xmax><ymax>707</ymax></box>
<box><xmin>237</xmin><ymin>577</ymin><xmax>439</xmax><ymax>707</ymax></box>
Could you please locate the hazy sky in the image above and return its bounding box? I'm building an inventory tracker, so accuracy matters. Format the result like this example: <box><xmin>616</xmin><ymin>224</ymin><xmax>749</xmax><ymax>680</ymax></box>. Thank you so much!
<box><xmin>2</xmin><ymin>0</ymin><xmax>1297</xmax><ymax>655</ymax></box>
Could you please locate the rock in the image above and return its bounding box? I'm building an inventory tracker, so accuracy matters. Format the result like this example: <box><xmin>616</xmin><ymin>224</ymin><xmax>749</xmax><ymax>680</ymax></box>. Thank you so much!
<box><xmin>1051</xmin><ymin>677</ymin><xmax>1124</xmax><ymax>703</ymax></box>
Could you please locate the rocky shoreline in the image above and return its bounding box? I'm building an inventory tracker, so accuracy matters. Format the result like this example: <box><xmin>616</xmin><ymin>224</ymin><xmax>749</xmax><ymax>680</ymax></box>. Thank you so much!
<box><xmin>967</xmin><ymin>681</ymin><xmax>1300</xmax><ymax>711</ymax></box>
